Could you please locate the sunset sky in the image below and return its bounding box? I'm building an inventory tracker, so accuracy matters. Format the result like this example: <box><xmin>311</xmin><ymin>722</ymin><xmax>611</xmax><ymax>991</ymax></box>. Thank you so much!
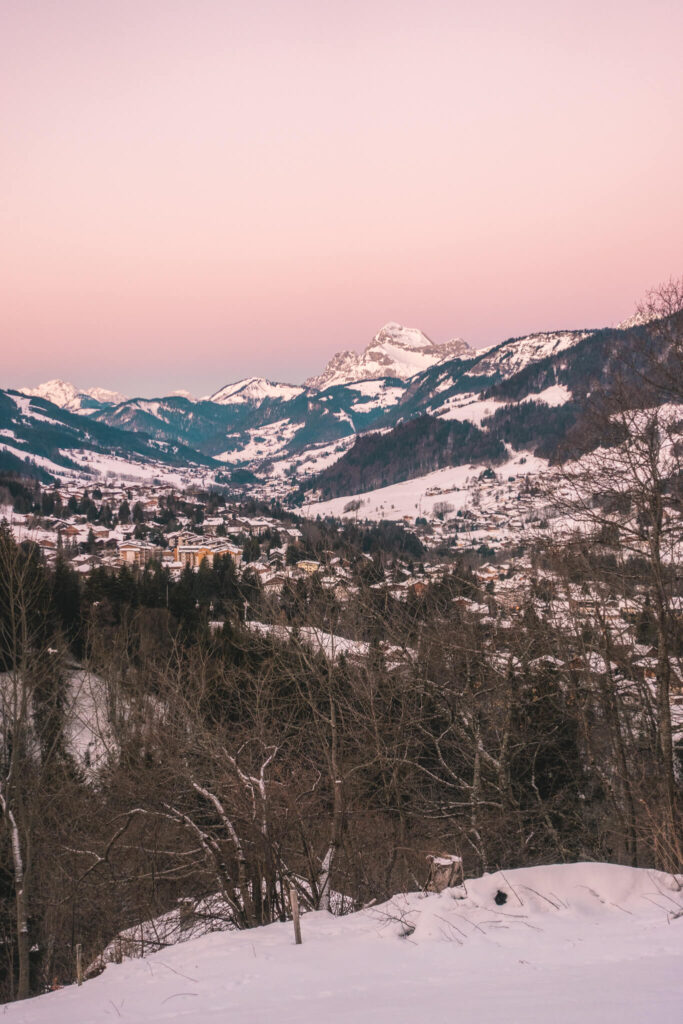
<box><xmin>2</xmin><ymin>0</ymin><xmax>683</xmax><ymax>397</ymax></box>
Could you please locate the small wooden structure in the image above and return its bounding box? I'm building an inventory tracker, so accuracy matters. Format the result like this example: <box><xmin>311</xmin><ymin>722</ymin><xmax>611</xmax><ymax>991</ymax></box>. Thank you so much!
<box><xmin>425</xmin><ymin>854</ymin><xmax>464</xmax><ymax>893</ymax></box>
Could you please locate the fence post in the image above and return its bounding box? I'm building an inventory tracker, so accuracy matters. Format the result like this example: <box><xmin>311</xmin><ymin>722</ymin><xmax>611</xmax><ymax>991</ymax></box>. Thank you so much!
<box><xmin>289</xmin><ymin>887</ymin><xmax>302</xmax><ymax>945</ymax></box>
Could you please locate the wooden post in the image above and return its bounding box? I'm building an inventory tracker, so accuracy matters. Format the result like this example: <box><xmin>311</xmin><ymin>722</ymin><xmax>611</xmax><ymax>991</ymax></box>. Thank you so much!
<box><xmin>178</xmin><ymin>898</ymin><xmax>195</xmax><ymax>931</ymax></box>
<box><xmin>289</xmin><ymin>887</ymin><xmax>302</xmax><ymax>945</ymax></box>
<box><xmin>76</xmin><ymin>943</ymin><xmax>83</xmax><ymax>986</ymax></box>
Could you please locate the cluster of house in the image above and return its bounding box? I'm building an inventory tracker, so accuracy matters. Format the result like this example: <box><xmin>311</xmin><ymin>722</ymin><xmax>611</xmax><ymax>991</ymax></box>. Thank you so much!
<box><xmin>3</xmin><ymin>480</ymin><xmax>300</xmax><ymax>576</ymax></box>
<box><xmin>118</xmin><ymin>536</ymin><xmax>244</xmax><ymax>570</ymax></box>
<box><xmin>397</xmin><ymin>478</ymin><xmax>548</xmax><ymax>553</ymax></box>
<box><xmin>3</xmin><ymin>474</ymin><xmax>681</xmax><ymax>743</ymax></box>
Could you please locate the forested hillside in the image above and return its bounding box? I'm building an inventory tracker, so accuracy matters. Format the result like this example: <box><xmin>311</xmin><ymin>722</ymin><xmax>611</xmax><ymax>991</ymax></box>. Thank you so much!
<box><xmin>300</xmin><ymin>415</ymin><xmax>506</xmax><ymax>500</ymax></box>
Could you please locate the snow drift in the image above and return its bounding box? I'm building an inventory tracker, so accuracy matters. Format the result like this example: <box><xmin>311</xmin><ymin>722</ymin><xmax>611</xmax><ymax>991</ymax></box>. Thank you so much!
<box><xmin>4</xmin><ymin>862</ymin><xmax>682</xmax><ymax>1023</ymax></box>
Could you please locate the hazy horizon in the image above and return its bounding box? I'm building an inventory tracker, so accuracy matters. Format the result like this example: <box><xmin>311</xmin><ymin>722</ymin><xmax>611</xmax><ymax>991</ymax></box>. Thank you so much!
<box><xmin>3</xmin><ymin>0</ymin><xmax>682</xmax><ymax>396</ymax></box>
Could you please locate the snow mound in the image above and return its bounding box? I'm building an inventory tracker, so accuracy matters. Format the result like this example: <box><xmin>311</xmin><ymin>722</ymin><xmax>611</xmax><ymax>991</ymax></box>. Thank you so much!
<box><xmin>8</xmin><ymin>863</ymin><xmax>682</xmax><ymax>1023</ymax></box>
<box><xmin>377</xmin><ymin>862</ymin><xmax>683</xmax><ymax>945</ymax></box>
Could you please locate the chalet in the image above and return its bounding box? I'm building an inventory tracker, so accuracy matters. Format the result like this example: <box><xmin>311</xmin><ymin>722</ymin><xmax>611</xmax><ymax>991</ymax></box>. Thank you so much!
<box><xmin>321</xmin><ymin>578</ymin><xmax>353</xmax><ymax>602</ymax></box>
<box><xmin>241</xmin><ymin>517</ymin><xmax>272</xmax><ymax>537</ymax></box>
<box><xmin>202</xmin><ymin>517</ymin><xmax>225</xmax><ymax>537</ymax></box>
<box><xmin>262</xmin><ymin>574</ymin><xmax>287</xmax><ymax>595</ymax></box>
<box><xmin>296</xmin><ymin>560</ymin><xmax>320</xmax><ymax>575</ymax></box>
<box><xmin>119</xmin><ymin>541</ymin><xmax>163</xmax><ymax>566</ymax></box>
<box><xmin>475</xmin><ymin>565</ymin><xmax>498</xmax><ymax>584</ymax></box>
<box><xmin>567</xmin><ymin>653</ymin><xmax>618</xmax><ymax>678</ymax></box>
<box><xmin>174</xmin><ymin>540</ymin><xmax>243</xmax><ymax>570</ymax></box>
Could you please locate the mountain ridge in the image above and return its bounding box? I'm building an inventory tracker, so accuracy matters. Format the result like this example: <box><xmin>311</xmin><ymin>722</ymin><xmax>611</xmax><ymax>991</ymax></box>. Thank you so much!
<box><xmin>4</xmin><ymin>316</ymin><xmax>667</xmax><ymax>497</ymax></box>
<box><xmin>14</xmin><ymin>323</ymin><xmax>591</xmax><ymax>414</ymax></box>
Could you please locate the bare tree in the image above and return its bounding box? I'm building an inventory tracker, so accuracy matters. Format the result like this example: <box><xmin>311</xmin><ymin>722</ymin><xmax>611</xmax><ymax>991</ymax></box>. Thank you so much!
<box><xmin>634</xmin><ymin>275</ymin><xmax>683</xmax><ymax>403</ymax></box>
<box><xmin>0</xmin><ymin>529</ymin><xmax>72</xmax><ymax>998</ymax></box>
<box><xmin>546</xmin><ymin>365</ymin><xmax>682</xmax><ymax>869</ymax></box>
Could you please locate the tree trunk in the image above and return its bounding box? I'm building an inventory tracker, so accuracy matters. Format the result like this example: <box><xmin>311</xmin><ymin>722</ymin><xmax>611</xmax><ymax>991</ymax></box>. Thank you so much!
<box><xmin>8</xmin><ymin>810</ymin><xmax>30</xmax><ymax>1000</ymax></box>
<box><xmin>318</xmin><ymin>697</ymin><xmax>344</xmax><ymax>912</ymax></box>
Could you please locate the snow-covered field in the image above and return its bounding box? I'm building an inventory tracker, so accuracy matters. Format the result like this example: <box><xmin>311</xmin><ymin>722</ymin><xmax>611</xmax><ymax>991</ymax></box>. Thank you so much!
<box><xmin>302</xmin><ymin>453</ymin><xmax>547</xmax><ymax>522</ymax></box>
<box><xmin>5</xmin><ymin>863</ymin><xmax>682</xmax><ymax>1023</ymax></box>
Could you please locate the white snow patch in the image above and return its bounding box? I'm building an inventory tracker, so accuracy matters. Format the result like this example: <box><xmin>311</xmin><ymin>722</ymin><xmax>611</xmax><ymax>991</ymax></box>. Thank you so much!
<box><xmin>532</xmin><ymin>383</ymin><xmax>572</xmax><ymax>406</ymax></box>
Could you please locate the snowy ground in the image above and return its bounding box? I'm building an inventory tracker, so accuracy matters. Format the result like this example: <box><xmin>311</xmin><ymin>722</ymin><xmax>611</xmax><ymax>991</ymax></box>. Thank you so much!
<box><xmin>245</xmin><ymin>621</ymin><xmax>414</xmax><ymax>667</ymax></box>
<box><xmin>5</xmin><ymin>863</ymin><xmax>682</xmax><ymax>1023</ymax></box>
<box><xmin>301</xmin><ymin>453</ymin><xmax>547</xmax><ymax>522</ymax></box>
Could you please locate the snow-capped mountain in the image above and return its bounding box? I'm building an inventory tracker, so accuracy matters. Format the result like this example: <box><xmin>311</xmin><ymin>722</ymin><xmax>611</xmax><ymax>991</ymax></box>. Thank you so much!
<box><xmin>466</xmin><ymin>330</ymin><xmax>592</xmax><ymax>379</ymax></box>
<box><xmin>19</xmin><ymin>379</ymin><xmax>126</xmax><ymax>413</ymax></box>
<box><xmin>91</xmin><ymin>320</ymin><xmax>624</xmax><ymax>487</ymax></box>
<box><xmin>305</xmin><ymin>323</ymin><xmax>470</xmax><ymax>391</ymax></box>
<box><xmin>616</xmin><ymin>310</ymin><xmax>656</xmax><ymax>330</ymax></box>
<box><xmin>209</xmin><ymin>377</ymin><xmax>305</xmax><ymax>405</ymax></box>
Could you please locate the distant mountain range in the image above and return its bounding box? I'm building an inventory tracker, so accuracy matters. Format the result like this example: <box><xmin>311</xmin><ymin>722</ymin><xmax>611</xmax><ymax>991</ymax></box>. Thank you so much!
<box><xmin>2</xmin><ymin>316</ymin><xmax>670</xmax><ymax>497</ymax></box>
<box><xmin>16</xmin><ymin>323</ymin><xmax>471</xmax><ymax>412</ymax></box>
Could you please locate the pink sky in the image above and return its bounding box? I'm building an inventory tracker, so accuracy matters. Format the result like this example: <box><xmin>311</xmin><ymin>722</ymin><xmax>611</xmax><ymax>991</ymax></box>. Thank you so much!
<box><xmin>2</xmin><ymin>0</ymin><xmax>683</xmax><ymax>397</ymax></box>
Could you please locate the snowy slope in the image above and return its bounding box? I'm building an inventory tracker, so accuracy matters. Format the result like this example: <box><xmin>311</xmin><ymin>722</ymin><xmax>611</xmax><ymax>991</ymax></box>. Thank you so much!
<box><xmin>303</xmin><ymin>453</ymin><xmax>547</xmax><ymax>522</ymax></box>
<box><xmin>0</xmin><ymin>389</ymin><xmax>218</xmax><ymax>485</ymax></box>
<box><xmin>306</xmin><ymin>323</ymin><xmax>470</xmax><ymax>390</ymax></box>
<box><xmin>433</xmin><ymin>383</ymin><xmax>573</xmax><ymax>424</ymax></box>
<box><xmin>468</xmin><ymin>330</ymin><xmax>591</xmax><ymax>379</ymax></box>
<box><xmin>209</xmin><ymin>377</ymin><xmax>305</xmax><ymax>405</ymax></box>
<box><xmin>6</xmin><ymin>863</ymin><xmax>682</xmax><ymax>1024</ymax></box>
<box><xmin>19</xmin><ymin>380</ymin><xmax>126</xmax><ymax>412</ymax></box>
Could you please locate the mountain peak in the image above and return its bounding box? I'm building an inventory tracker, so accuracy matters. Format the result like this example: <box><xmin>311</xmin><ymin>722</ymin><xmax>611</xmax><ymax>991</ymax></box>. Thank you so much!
<box><xmin>209</xmin><ymin>377</ymin><xmax>305</xmax><ymax>406</ymax></box>
<box><xmin>372</xmin><ymin>322</ymin><xmax>436</xmax><ymax>351</ymax></box>
<box><xmin>305</xmin><ymin>323</ymin><xmax>470</xmax><ymax>391</ymax></box>
<box><xmin>18</xmin><ymin>380</ymin><xmax>126</xmax><ymax>412</ymax></box>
